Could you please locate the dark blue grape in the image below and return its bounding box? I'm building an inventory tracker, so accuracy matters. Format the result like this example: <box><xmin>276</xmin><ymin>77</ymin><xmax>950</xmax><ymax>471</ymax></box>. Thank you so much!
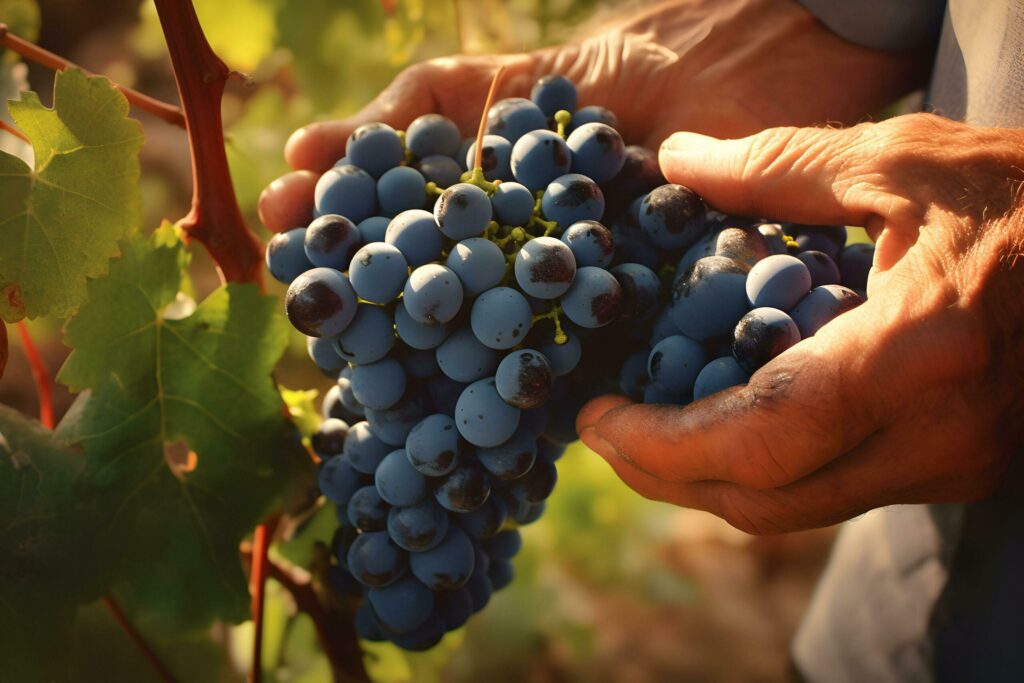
<box><xmin>566</xmin><ymin>122</ymin><xmax>625</xmax><ymax>183</ymax></box>
<box><xmin>367</xmin><ymin>574</ymin><xmax>434</xmax><ymax>634</ymax></box>
<box><xmin>455</xmin><ymin>378</ymin><xmax>521</xmax><ymax>447</ymax></box>
<box><xmin>470</xmin><ymin>287</ymin><xmax>533</xmax><ymax>350</ymax></box>
<box><xmin>436</xmin><ymin>588</ymin><xmax>474</xmax><ymax>630</ymax></box>
<box><xmin>790</xmin><ymin>224</ymin><xmax>847</xmax><ymax>260</ymax></box>
<box><xmin>561</xmin><ymin>266</ymin><xmax>622</xmax><ymax>328</ymax></box>
<box><xmin>638</xmin><ymin>184</ymin><xmax>706</xmax><ymax>250</ymax></box>
<box><xmin>347</xmin><ymin>531</ymin><xmax>408</xmax><ymax>587</ymax></box>
<box><xmin>319</xmin><ymin>454</ymin><xmax>372</xmax><ymax>507</ymax></box>
<box><xmin>387</xmin><ymin>498</ymin><xmax>449</xmax><ymax>551</ymax></box>
<box><xmin>611</xmin><ymin>262</ymin><xmax>661</xmax><ymax>322</ymax></box>
<box><xmin>485</xmin><ymin>97</ymin><xmax>548</xmax><ymax>143</ymax></box>
<box><xmin>511</xmin><ymin>130</ymin><xmax>573</xmax><ymax>192</ymax></box>
<box><xmin>435</xmin><ymin>463</ymin><xmax>492</xmax><ymax>513</ymax></box>
<box><xmin>839</xmin><ymin>243</ymin><xmax>874</xmax><ymax>291</ymax></box>
<box><xmin>364</xmin><ymin>389</ymin><xmax>432</xmax><ymax>446</ymax></box>
<box><xmin>693</xmin><ymin>356</ymin><xmax>750</xmax><ymax>400</ymax></box>
<box><xmin>714</xmin><ymin>226</ymin><xmax>770</xmax><ymax>266</ymax></box>
<box><xmin>375</xmin><ymin>448</ymin><xmax>429</xmax><ymax>507</ymax></box>
<box><xmin>618</xmin><ymin>350</ymin><xmax>649</xmax><ymax>399</ymax></box>
<box><xmin>346</xmin><ymin>122</ymin><xmax>404</xmax><ymax>178</ymax></box>
<box><xmin>304</xmin><ymin>214</ymin><xmax>362</xmax><ymax>270</ymax></box>
<box><xmin>285</xmin><ymin>267</ymin><xmax>358</xmax><ymax>337</ymax></box>
<box><xmin>266</xmin><ymin>228</ymin><xmax>312</xmax><ymax>284</ymax></box>
<box><xmin>757</xmin><ymin>223</ymin><xmax>789</xmax><ymax>255</ymax></box>
<box><xmin>406</xmin><ymin>113</ymin><xmax>462</xmax><ymax>158</ymax></box>
<box><xmin>385</xmin><ymin>209</ymin><xmax>445</xmax><ymax>266</ymax></box>
<box><xmin>571</xmin><ymin>105</ymin><xmax>618</xmax><ymax>130</ymax></box>
<box><xmin>491</xmin><ymin>181</ymin><xmax>535</xmax><ymax>225</ymax></box>
<box><xmin>354</xmin><ymin>605</ymin><xmax>387</xmax><ymax>641</ymax></box>
<box><xmin>477</xmin><ymin>431</ymin><xmax>537</xmax><ymax>481</ymax></box>
<box><xmin>314</xmin><ymin>164</ymin><xmax>377</xmax><ymax>223</ymax></box>
<box><xmin>398</xmin><ymin>345</ymin><xmax>439</xmax><ymax>379</ymax></box>
<box><xmin>482</xmin><ymin>528</ymin><xmax>522</xmax><ymax>560</ymax></box>
<box><xmin>434</xmin><ymin>183</ymin><xmax>493</xmax><ymax>240</ymax></box>
<box><xmin>488</xmin><ymin>560</ymin><xmax>515</xmax><ymax>591</ymax></box>
<box><xmin>459</xmin><ymin>494</ymin><xmax>508</xmax><ymax>538</ymax></box>
<box><xmin>377</xmin><ymin>166</ymin><xmax>427</xmax><ymax>216</ymax></box>
<box><xmin>508</xmin><ymin>455</ymin><xmax>557</xmax><ymax>504</ymax></box>
<box><xmin>732</xmin><ymin>307</ymin><xmax>801</xmax><ymax>373</ymax></box>
<box><xmin>465</xmin><ymin>134</ymin><xmax>513</xmax><ymax>181</ymax></box>
<box><xmin>357</xmin><ymin>215</ymin><xmax>390</xmax><ymax>243</ymax></box>
<box><xmin>797</xmin><ymin>250</ymin><xmax>841</xmax><ymax>288</ymax></box>
<box><xmin>389</xmin><ymin>613</ymin><xmax>446</xmax><ymax>651</ymax></box>
<box><xmin>311</xmin><ymin>417</ymin><xmax>349</xmax><ymax>458</ymax></box>
<box><xmin>307</xmin><ymin>335</ymin><xmax>344</xmax><ymax>375</ymax></box>
<box><xmin>746</xmin><ymin>254</ymin><xmax>812</xmax><ymax>311</ymax></box>
<box><xmin>343</xmin><ymin>421</ymin><xmax>391</xmax><ymax>474</ymax></box>
<box><xmin>410</xmin><ymin>526</ymin><xmax>476</xmax><ymax>590</ymax></box>
<box><xmin>670</xmin><ymin>256</ymin><xmax>750</xmax><ymax>341</ymax></box>
<box><xmin>405</xmin><ymin>413</ymin><xmax>461</xmax><ymax>477</ymax></box>
<box><xmin>445</xmin><ymin>237</ymin><xmax>506</xmax><ymax>296</ymax></box>
<box><xmin>415</xmin><ymin>155</ymin><xmax>462</xmax><ymax>188</ymax></box>
<box><xmin>537</xmin><ymin>328</ymin><xmax>582</xmax><ymax>376</ymax></box>
<box><xmin>531</xmin><ymin>74</ymin><xmax>577</xmax><ymax>116</ymax></box>
<box><xmin>395</xmin><ymin>301</ymin><xmax>450</xmax><ymax>350</ymax></box>
<box><xmin>426</xmin><ymin>376</ymin><xmax>467</xmax><ymax>416</ymax></box>
<box><xmin>403</xmin><ymin>264</ymin><xmax>464</xmax><ymax>325</ymax></box>
<box><xmin>514</xmin><ymin>236</ymin><xmax>577</xmax><ymax>299</ymax></box>
<box><xmin>347</xmin><ymin>485</ymin><xmax>390</xmax><ymax>532</ymax></box>
<box><xmin>435</xmin><ymin>327</ymin><xmax>500</xmax><ymax>383</ymax></box>
<box><xmin>334</xmin><ymin>305</ymin><xmax>395</xmax><ymax>364</ymax></box>
<box><xmin>348</xmin><ymin>242</ymin><xmax>408</xmax><ymax>304</ymax></box>
<box><xmin>350</xmin><ymin>358</ymin><xmax>406</xmax><ymax>410</ymax></box>
<box><xmin>536</xmin><ymin>437</ymin><xmax>566</xmax><ymax>463</ymax></box>
<box><xmin>561</xmin><ymin>220</ymin><xmax>614</xmax><ymax>268</ymax></box>
<box><xmin>495</xmin><ymin>349</ymin><xmax>554</xmax><ymax>409</ymax></box>
<box><xmin>789</xmin><ymin>284</ymin><xmax>864</xmax><ymax>337</ymax></box>
<box><xmin>541</xmin><ymin>173</ymin><xmax>605</xmax><ymax>226</ymax></box>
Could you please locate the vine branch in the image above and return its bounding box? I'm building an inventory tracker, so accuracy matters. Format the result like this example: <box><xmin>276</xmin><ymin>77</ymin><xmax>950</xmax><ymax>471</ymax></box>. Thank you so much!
<box><xmin>0</xmin><ymin>119</ymin><xmax>29</xmax><ymax>143</ymax></box>
<box><xmin>16</xmin><ymin>321</ymin><xmax>53</xmax><ymax>429</ymax></box>
<box><xmin>0</xmin><ymin>24</ymin><xmax>185</xmax><ymax>129</ymax></box>
<box><xmin>102</xmin><ymin>596</ymin><xmax>178</xmax><ymax>683</ymax></box>
<box><xmin>151</xmin><ymin>0</ymin><xmax>265</xmax><ymax>286</ymax></box>
<box><xmin>241</xmin><ymin>547</ymin><xmax>369</xmax><ymax>683</ymax></box>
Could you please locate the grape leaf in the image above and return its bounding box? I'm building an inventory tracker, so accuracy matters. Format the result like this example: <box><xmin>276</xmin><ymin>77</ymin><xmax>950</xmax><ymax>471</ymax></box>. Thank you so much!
<box><xmin>56</xmin><ymin>232</ymin><xmax>313</xmax><ymax>631</ymax></box>
<box><xmin>0</xmin><ymin>68</ymin><xmax>143</xmax><ymax>322</ymax></box>
<box><xmin>0</xmin><ymin>404</ymin><xmax>96</xmax><ymax>682</ymax></box>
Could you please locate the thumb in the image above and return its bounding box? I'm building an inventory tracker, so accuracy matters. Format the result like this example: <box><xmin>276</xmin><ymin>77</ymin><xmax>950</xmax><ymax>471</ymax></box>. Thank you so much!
<box><xmin>658</xmin><ymin>124</ymin><xmax>923</xmax><ymax>235</ymax></box>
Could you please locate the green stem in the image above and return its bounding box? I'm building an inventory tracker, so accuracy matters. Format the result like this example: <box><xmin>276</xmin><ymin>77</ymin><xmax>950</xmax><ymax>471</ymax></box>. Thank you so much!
<box><xmin>531</xmin><ymin>303</ymin><xmax>568</xmax><ymax>345</ymax></box>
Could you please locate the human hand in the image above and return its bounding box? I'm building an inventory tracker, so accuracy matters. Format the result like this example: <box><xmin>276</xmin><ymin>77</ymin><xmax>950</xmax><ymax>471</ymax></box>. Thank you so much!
<box><xmin>577</xmin><ymin>113</ymin><xmax>1024</xmax><ymax>534</ymax></box>
<box><xmin>259</xmin><ymin>0</ymin><xmax>926</xmax><ymax>232</ymax></box>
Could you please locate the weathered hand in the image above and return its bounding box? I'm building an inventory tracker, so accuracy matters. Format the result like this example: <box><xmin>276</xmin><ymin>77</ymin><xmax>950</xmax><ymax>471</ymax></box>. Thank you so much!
<box><xmin>577</xmin><ymin>113</ymin><xmax>1024</xmax><ymax>534</ymax></box>
<box><xmin>258</xmin><ymin>0</ymin><xmax>924</xmax><ymax>231</ymax></box>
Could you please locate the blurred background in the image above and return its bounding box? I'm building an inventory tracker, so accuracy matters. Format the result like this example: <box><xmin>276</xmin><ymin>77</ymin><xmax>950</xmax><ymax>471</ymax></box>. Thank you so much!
<box><xmin>0</xmin><ymin>0</ymin><xmax>837</xmax><ymax>680</ymax></box>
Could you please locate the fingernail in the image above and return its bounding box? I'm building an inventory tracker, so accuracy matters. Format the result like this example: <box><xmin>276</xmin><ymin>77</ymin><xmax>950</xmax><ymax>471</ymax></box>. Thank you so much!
<box><xmin>579</xmin><ymin>426</ymin><xmax>621</xmax><ymax>462</ymax></box>
<box><xmin>662</xmin><ymin>131</ymin><xmax>712</xmax><ymax>153</ymax></box>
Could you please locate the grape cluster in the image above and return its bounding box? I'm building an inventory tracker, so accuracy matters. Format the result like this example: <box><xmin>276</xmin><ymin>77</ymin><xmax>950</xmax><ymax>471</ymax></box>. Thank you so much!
<box><xmin>267</xmin><ymin>72</ymin><xmax>873</xmax><ymax>650</ymax></box>
<box><xmin>615</xmin><ymin>215</ymin><xmax>870</xmax><ymax>404</ymax></box>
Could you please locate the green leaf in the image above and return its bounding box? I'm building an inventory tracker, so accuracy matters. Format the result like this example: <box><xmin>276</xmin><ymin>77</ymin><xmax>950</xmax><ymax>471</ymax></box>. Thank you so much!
<box><xmin>0</xmin><ymin>68</ymin><xmax>143</xmax><ymax>322</ymax></box>
<box><xmin>56</xmin><ymin>233</ymin><xmax>313</xmax><ymax>631</ymax></box>
<box><xmin>0</xmin><ymin>404</ymin><xmax>95</xmax><ymax>682</ymax></box>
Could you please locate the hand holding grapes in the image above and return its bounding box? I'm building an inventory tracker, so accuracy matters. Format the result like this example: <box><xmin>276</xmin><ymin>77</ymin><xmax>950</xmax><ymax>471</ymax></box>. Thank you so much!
<box><xmin>259</xmin><ymin>0</ymin><xmax>924</xmax><ymax>232</ymax></box>
<box><xmin>577</xmin><ymin>114</ymin><xmax>1024</xmax><ymax>534</ymax></box>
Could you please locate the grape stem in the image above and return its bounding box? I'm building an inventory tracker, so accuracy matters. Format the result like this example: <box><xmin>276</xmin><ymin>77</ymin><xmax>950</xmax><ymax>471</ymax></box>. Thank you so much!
<box><xmin>473</xmin><ymin>65</ymin><xmax>505</xmax><ymax>172</ymax></box>
<box><xmin>16</xmin><ymin>321</ymin><xmax>53</xmax><ymax>429</ymax></box>
<box><xmin>240</xmin><ymin>546</ymin><xmax>370</xmax><ymax>683</ymax></box>
<box><xmin>0</xmin><ymin>23</ymin><xmax>186</xmax><ymax>129</ymax></box>
<box><xmin>152</xmin><ymin>0</ymin><xmax>265</xmax><ymax>287</ymax></box>
<box><xmin>532</xmin><ymin>303</ymin><xmax>568</xmax><ymax>345</ymax></box>
<box><xmin>248</xmin><ymin>515</ymin><xmax>279</xmax><ymax>683</ymax></box>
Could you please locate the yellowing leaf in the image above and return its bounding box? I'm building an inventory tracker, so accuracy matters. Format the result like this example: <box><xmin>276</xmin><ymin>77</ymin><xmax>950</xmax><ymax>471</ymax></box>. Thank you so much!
<box><xmin>0</xmin><ymin>68</ymin><xmax>142</xmax><ymax>321</ymax></box>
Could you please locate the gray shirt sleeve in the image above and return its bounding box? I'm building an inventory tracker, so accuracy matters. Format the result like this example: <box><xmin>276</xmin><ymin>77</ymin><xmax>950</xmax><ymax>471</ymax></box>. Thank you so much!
<box><xmin>798</xmin><ymin>0</ymin><xmax>947</xmax><ymax>51</ymax></box>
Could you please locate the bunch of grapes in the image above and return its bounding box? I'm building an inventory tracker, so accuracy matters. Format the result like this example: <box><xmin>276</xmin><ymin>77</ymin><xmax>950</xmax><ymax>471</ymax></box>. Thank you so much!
<box><xmin>266</xmin><ymin>72</ymin><xmax>873</xmax><ymax>650</ymax></box>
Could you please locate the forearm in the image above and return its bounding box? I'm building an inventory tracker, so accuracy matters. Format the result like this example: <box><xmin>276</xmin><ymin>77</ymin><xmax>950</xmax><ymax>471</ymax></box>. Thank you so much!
<box><xmin>533</xmin><ymin>0</ymin><xmax>931</xmax><ymax>142</ymax></box>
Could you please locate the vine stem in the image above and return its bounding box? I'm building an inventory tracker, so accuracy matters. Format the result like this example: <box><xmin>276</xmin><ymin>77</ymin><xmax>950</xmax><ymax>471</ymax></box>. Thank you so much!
<box><xmin>151</xmin><ymin>0</ymin><xmax>265</xmax><ymax>287</ymax></box>
<box><xmin>102</xmin><ymin>596</ymin><xmax>178</xmax><ymax>683</ymax></box>
<box><xmin>0</xmin><ymin>119</ymin><xmax>29</xmax><ymax>143</ymax></box>
<box><xmin>473</xmin><ymin>65</ymin><xmax>504</xmax><ymax>171</ymax></box>
<box><xmin>249</xmin><ymin>515</ymin><xmax>280</xmax><ymax>683</ymax></box>
<box><xmin>16</xmin><ymin>321</ymin><xmax>53</xmax><ymax>429</ymax></box>
<box><xmin>241</xmin><ymin>548</ymin><xmax>369</xmax><ymax>683</ymax></box>
<box><xmin>0</xmin><ymin>23</ymin><xmax>185</xmax><ymax>129</ymax></box>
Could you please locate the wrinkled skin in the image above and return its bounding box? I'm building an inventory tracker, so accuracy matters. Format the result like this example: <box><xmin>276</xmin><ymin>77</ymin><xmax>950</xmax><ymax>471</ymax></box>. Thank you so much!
<box><xmin>258</xmin><ymin>0</ymin><xmax>923</xmax><ymax>231</ymax></box>
<box><xmin>578</xmin><ymin>115</ymin><xmax>1024</xmax><ymax>534</ymax></box>
<box><xmin>260</xmin><ymin>0</ymin><xmax>1024</xmax><ymax>534</ymax></box>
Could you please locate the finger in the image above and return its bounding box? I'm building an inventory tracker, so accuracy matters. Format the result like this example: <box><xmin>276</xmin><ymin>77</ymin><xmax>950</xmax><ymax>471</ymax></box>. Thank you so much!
<box><xmin>576</xmin><ymin>394</ymin><xmax>633</xmax><ymax>435</ymax></box>
<box><xmin>258</xmin><ymin>170</ymin><xmax>318</xmax><ymax>233</ymax></box>
<box><xmin>658</xmin><ymin>125</ymin><xmax>924</xmax><ymax>233</ymax></box>
<box><xmin>576</xmin><ymin>304</ymin><xmax>891</xmax><ymax>490</ymax></box>
<box><xmin>284</xmin><ymin>66</ymin><xmax>438</xmax><ymax>172</ymax></box>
